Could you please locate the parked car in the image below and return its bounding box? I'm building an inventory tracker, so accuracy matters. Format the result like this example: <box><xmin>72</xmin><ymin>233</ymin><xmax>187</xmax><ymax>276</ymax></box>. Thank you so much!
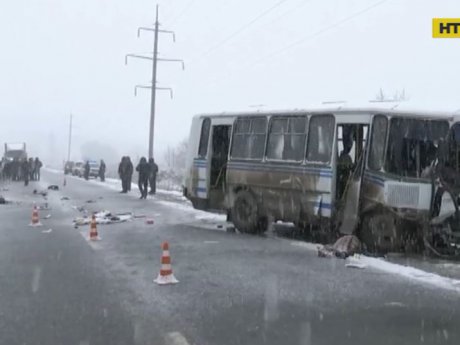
<box><xmin>72</xmin><ymin>162</ymin><xmax>84</xmax><ymax>177</ymax></box>
<box><xmin>64</xmin><ymin>161</ymin><xmax>74</xmax><ymax>175</ymax></box>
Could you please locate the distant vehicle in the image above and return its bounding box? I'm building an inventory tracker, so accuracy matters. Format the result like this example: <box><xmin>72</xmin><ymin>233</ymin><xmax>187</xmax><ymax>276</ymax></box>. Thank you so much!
<box><xmin>4</xmin><ymin>142</ymin><xmax>27</xmax><ymax>161</ymax></box>
<box><xmin>88</xmin><ymin>161</ymin><xmax>100</xmax><ymax>178</ymax></box>
<box><xmin>64</xmin><ymin>161</ymin><xmax>74</xmax><ymax>175</ymax></box>
<box><xmin>72</xmin><ymin>162</ymin><xmax>84</xmax><ymax>177</ymax></box>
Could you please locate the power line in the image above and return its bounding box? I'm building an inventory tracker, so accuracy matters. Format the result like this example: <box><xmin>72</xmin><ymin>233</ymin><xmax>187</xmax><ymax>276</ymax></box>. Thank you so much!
<box><xmin>195</xmin><ymin>0</ymin><xmax>291</xmax><ymax>60</ymax></box>
<box><xmin>252</xmin><ymin>0</ymin><xmax>389</xmax><ymax>65</ymax></box>
<box><xmin>205</xmin><ymin>0</ymin><xmax>389</xmax><ymax>88</ymax></box>
<box><xmin>166</xmin><ymin>0</ymin><xmax>196</xmax><ymax>26</ymax></box>
<box><xmin>257</xmin><ymin>0</ymin><xmax>314</xmax><ymax>31</ymax></box>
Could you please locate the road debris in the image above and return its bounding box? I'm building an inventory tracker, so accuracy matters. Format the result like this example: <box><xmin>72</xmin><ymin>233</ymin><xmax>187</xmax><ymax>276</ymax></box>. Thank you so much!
<box><xmin>47</xmin><ymin>185</ymin><xmax>59</xmax><ymax>190</ymax></box>
<box><xmin>73</xmin><ymin>210</ymin><xmax>133</xmax><ymax>226</ymax></box>
<box><xmin>33</xmin><ymin>189</ymin><xmax>48</xmax><ymax>197</ymax></box>
<box><xmin>318</xmin><ymin>235</ymin><xmax>361</xmax><ymax>259</ymax></box>
<box><xmin>37</xmin><ymin>203</ymin><xmax>51</xmax><ymax>210</ymax></box>
<box><xmin>60</xmin><ymin>196</ymin><xmax>70</xmax><ymax>201</ymax></box>
<box><xmin>0</xmin><ymin>196</ymin><xmax>7</xmax><ymax>204</ymax></box>
<box><xmin>44</xmin><ymin>214</ymin><xmax>51</xmax><ymax>219</ymax></box>
<box><xmin>72</xmin><ymin>205</ymin><xmax>87</xmax><ymax>213</ymax></box>
<box><xmin>41</xmin><ymin>229</ymin><xmax>53</xmax><ymax>234</ymax></box>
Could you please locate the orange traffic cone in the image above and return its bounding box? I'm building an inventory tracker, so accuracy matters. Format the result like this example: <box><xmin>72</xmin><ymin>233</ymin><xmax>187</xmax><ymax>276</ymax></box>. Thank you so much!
<box><xmin>29</xmin><ymin>206</ymin><xmax>42</xmax><ymax>227</ymax></box>
<box><xmin>89</xmin><ymin>215</ymin><xmax>100</xmax><ymax>240</ymax></box>
<box><xmin>154</xmin><ymin>242</ymin><xmax>179</xmax><ymax>285</ymax></box>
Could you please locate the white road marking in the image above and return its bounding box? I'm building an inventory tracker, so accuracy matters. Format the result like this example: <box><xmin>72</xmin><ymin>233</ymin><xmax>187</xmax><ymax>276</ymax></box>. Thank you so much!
<box><xmin>164</xmin><ymin>332</ymin><xmax>191</xmax><ymax>345</ymax></box>
<box><xmin>384</xmin><ymin>302</ymin><xmax>406</xmax><ymax>308</ymax></box>
<box><xmin>41</xmin><ymin>228</ymin><xmax>53</xmax><ymax>234</ymax></box>
<box><xmin>204</xmin><ymin>240</ymin><xmax>219</xmax><ymax>244</ymax></box>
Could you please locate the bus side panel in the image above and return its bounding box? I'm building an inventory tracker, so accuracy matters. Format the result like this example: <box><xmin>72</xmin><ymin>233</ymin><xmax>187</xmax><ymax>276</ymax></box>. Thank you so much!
<box><xmin>192</xmin><ymin>158</ymin><xmax>208</xmax><ymax>199</ymax></box>
<box><xmin>361</xmin><ymin>170</ymin><xmax>432</xmax><ymax>217</ymax></box>
<box><xmin>226</xmin><ymin>161</ymin><xmax>333</xmax><ymax>221</ymax></box>
<box><xmin>184</xmin><ymin>117</ymin><xmax>206</xmax><ymax>200</ymax></box>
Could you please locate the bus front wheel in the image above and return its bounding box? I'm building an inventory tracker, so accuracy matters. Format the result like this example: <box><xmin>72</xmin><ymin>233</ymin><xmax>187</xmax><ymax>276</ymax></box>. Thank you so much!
<box><xmin>360</xmin><ymin>212</ymin><xmax>403</xmax><ymax>254</ymax></box>
<box><xmin>232</xmin><ymin>190</ymin><xmax>266</xmax><ymax>234</ymax></box>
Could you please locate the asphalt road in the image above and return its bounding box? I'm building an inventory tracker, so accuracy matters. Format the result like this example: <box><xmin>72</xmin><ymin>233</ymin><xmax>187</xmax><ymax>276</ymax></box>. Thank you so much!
<box><xmin>1</xmin><ymin>169</ymin><xmax>460</xmax><ymax>345</ymax></box>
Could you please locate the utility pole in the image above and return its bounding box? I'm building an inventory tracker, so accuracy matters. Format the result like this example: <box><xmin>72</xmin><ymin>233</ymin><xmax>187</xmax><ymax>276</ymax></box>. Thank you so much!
<box><xmin>149</xmin><ymin>5</ymin><xmax>160</xmax><ymax>160</ymax></box>
<box><xmin>67</xmin><ymin>113</ymin><xmax>73</xmax><ymax>162</ymax></box>
<box><xmin>125</xmin><ymin>4</ymin><xmax>184</xmax><ymax>159</ymax></box>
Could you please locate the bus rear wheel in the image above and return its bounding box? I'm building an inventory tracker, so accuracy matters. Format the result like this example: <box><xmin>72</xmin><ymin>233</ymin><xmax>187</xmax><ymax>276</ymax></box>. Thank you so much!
<box><xmin>232</xmin><ymin>190</ymin><xmax>267</xmax><ymax>234</ymax></box>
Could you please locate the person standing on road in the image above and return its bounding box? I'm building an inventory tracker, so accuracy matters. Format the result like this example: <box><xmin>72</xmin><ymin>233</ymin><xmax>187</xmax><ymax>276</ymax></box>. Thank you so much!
<box><xmin>99</xmin><ymin>159</ymin><xmax>106</xmax><ymax>182</ymax></box>
<box><xmin>126</xmin><ymin>156</ymin><xmax>133</xmax><ymax>192</ymax></box>
<box><xmin>34</xmin><ymin>157</ymin><xmax>42</xmax><ymax>181</ymax></box>
<box><xmin>136</xmin><ymin>157</ymin><xmax>149</xmax><ymax>199</ymax></box>
<box><xmin>28</xmin><ymin>158</ymin><xmax>35</xmax><ymax>181</ymax></box>
<box><xmin>22</xmin><ymin>158</ymin><xmax>30</xmax><ymax>186</ymax></box>
<box><xmin>84</xmin><ymin>161</ymin><xmax>90</xmax><ymax>180</ymax></box>
<box><xmin>118</xmin><ymin>156</ymin><xmax>127</xmax><ymax>193</ymax></box>
<box><xmin>148</xmin><ymin>157</ymin><xmax>158</xmax><ymax>195</ymax></box>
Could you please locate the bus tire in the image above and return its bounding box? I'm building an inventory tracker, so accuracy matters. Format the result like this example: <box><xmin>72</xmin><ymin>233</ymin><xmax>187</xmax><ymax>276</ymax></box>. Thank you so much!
<box><xmin>232</xmin><ymin>190</ymin><xmax>264</xmax><ymax>234</ymax></box>
<box><xmin>359</xmin><ymin>212</ymin><xmax>402</xmax><ymax>254</ymax></box>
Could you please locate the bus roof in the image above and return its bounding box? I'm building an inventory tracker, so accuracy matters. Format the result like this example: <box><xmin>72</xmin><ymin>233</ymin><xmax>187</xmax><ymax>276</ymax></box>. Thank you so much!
<box><xmin>193</xmin><ymin>106</ymin><xmax>457</xmax><ymax>121</ymax></box>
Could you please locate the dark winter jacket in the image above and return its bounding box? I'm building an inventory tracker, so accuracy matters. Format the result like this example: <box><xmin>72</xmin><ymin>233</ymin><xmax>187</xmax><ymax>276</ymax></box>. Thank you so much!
<box><xmin>148</xmin><ymin>158</ymin><xmax>158</xmax><ymax>177</ymax></box>
<box><xmin>136</xmin><ymin>158</ymin><xmax>150</xmax><ymax>182</ymax></box>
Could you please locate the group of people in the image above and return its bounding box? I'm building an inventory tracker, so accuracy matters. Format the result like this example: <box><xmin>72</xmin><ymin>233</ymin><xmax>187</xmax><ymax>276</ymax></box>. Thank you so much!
<box><xmin>82</xmin><ymin>159</ymin><xmax>106</xmax><ymax>181</ymax></box>
<box><xmin>118</xmin><ymin>156</ymin><xmax>158</xmax><ymax>199</ymax></box>
<box><xmin>0</xmin><ymin>157</ymin><xmax>42</xmax><ymax>186</ymax></box>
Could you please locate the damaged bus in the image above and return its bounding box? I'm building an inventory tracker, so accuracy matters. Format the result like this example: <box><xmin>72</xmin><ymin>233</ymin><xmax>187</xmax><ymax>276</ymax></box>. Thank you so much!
<box><xmin>183</xmin><ymin>108</ymin><xmax>460</xmax><ymax>255</ymax></box>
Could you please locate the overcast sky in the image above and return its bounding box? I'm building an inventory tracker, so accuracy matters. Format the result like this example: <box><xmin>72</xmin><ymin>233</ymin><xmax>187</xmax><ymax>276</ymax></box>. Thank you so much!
<box><xmin>0</xmin><ymin>0</ymin><xmax>458</xmax><ymax>165</ymax></box>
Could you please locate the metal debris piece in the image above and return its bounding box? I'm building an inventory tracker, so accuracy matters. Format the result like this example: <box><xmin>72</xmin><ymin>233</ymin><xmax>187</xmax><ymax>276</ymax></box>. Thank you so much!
<box><xmin>73</xmin><ymin>211</ymin><xmax>133</xmax><ymax>226</ymax></box>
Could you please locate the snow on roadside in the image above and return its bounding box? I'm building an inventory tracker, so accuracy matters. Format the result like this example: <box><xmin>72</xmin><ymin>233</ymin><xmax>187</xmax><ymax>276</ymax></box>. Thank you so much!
<box><xmin>155</xmin><ymin>200</ymin><xmax>227</xmax><ymax>222</ymax></box>
<box><xmin>45</xmin><ymin>168</ymin><xmax>184</xmax><ymax>197</ymax></box>
<box><xmin>291</xmin><ymin>241</ymin><xmax>460</xmax><ymax>293</ymax></box>
<box><xmin>45</xmin><ymin>167</ymin><xmax>63</xmax><ymax>174</ymax></box>
<box><xmin>45</xmin><ymin>168</ymin><xmax>225</xmax><ymax>221</ymax></box>
<box><xmin>347</xmin><ymin>255</ymin><xmax>460</xmax><ymax>293</ymax></box>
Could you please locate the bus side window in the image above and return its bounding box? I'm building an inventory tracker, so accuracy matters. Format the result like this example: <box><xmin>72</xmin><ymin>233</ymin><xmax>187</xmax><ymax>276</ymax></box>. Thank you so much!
<box><xmin>231</xmin><ymin>117</ymin><xmax>267</xmax><ymax>160</ymax></box>
<box><xmin>267</xmin><ymin>116</ymin><xmax>307</xmax><ymax>161</ymax></box>
<box><xmin>198</xmin><ymin>118</ymin><xmax>211</xmax><ymax>158</ymax></box>
<box><xmin>368</xmin><ymin>115</ymin><xmax>388</xmax><ymax>171</ymax></box>
<box><xmin>306</xmin><ymin>115</ymin><xmax>334</xmax><ymax>163</ymax></box>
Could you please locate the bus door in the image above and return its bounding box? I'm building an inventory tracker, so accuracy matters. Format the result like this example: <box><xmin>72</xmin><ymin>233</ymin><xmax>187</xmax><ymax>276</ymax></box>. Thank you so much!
<box><xmin>335</xmin><ymin>123</ymin><xmax>368</xmax><ymax>235</ymax></box>
<box><xmin>208</xmin><ymin>125</ymin><xmax>231</xmax><ymax>208</ymax></box>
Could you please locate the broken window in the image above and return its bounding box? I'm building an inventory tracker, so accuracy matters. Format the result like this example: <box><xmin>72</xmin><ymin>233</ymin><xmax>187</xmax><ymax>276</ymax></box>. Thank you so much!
<box><xmin>449</xmin><ymin>123</ymin><xmax>460</xmax><ymax>172</ymax></box>
<box><xmin>306</xmin><ymin>115</ymin><xmax>334</xmax><ymax>163</ymax></box>
<box><xmin>231</xmin><ymin>117</ymin><xmax>267</xmax><ymax>160</ymax></box>
<box><xmin>266</xmin><ymin>116</ymin><xmax>307</xmax><ymax>161</ymax></box>
<box><xmin>198</xmin><ymin>118</ymin><xmax>211</xmax><ymax>158</ymax></box>
<box><xmin>385</xmin><ymin>117</ymin><xmax>449</xmax><ymax>177</ymax></box>
<box><xmin>368</xmin><ymin>115</ymin><xmax>388</xmax><ymax>170</ymax></box>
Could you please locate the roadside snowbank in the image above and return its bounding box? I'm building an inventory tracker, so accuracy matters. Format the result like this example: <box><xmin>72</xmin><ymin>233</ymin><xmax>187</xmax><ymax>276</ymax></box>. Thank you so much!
<box><xmin>347</xmin><ymin>255</ymin><xmax>460</xmax><ymax>293</ymax></box>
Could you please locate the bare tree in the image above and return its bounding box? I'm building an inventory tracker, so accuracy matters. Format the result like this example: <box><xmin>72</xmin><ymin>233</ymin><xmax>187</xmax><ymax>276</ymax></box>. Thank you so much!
<box><xmin>372</xmin><ymin>88</ymin><xmax>408</xmax><ymax>102</ymax></box>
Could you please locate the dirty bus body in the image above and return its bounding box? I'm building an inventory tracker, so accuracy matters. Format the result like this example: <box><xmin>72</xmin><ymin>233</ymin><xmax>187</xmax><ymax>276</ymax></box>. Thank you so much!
<box><xmin>184</xmin><ymin>108</ymin><xmax>455</xmax><ymax>253</ymax></box>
